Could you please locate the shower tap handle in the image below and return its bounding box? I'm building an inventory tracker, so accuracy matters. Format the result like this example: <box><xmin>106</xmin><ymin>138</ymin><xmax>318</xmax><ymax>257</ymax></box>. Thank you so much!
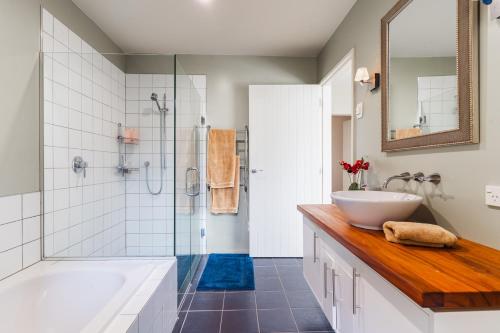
<box><xmin>72</xmin><ymin>156</ymin><xmax>88</xmax><ymax>178</ymax></box>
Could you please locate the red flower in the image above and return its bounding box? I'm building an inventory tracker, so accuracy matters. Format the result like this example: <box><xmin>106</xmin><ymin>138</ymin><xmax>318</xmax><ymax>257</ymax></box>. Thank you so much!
<box><xmin>362</xmin><ymin>162</ymin><xmax>370</xmax><ymax>170</ymax></box>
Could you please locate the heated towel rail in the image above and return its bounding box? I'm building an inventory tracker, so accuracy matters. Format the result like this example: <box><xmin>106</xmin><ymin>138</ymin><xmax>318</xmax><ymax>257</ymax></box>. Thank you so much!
<box><xmin>206</xmin><ymin>125</ymin><xmax>249</xmax><ymax>193</ymax></box>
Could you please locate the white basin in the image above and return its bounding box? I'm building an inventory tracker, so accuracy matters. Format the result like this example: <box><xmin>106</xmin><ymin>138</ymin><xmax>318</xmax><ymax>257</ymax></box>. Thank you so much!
<box><xmin>331</xmin><ymin>191</ymin><xmax>423</xmax><ymax>230</ymax></box>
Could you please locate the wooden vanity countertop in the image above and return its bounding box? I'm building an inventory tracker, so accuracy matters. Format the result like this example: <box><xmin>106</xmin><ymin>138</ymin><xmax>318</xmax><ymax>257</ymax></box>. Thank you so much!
<box><xmin>298</xmin><ymin>204</ymin><xmax>500</xmax><ymax>310</ymax></box>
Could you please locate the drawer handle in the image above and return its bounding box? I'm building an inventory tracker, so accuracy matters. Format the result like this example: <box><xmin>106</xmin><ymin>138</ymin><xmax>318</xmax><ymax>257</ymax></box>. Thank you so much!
<box><xmin>313</xmin><ymin>233</ymin><xmax>319</xmax><ymax>263</ymax></box>
<box><xmin>324</xmin><ymin>262</ymin><xmax>328</xmax><ymax>298</ymax></box>
<box><xmin>353</xmin><ymin>268</ymin><xmax>361</xmax><ymax>315</ymax></box>
<box><xmin>332</xmin><ymin>268</ymin><xmax>337</xmax><ymax>307</ymax></box>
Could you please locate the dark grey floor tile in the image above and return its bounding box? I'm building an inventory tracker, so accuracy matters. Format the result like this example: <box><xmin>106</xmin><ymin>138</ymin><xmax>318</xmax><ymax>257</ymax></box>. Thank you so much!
<box><xmin>182</xmin><ymin>311</ymin><xmax>222</xmax><ymax>333</ymax></box>
<box><xmin>224</xmin><ymin>292</ymin><xmax>256</xmax><ymax>310</ymax></box>
<box><xmin>273</xmin><ymin>258</ymin><xmax>300</xmax><ymax>266</ymax></box>
<box><xmin>180</xmin><ymin>293</ymin><xmax>194</xmax><ymax>311</ymax></box>
<box><xmin>190</xmin><ymin>292</ymin><xmax>224</xmax><ymax>310</ymax></box>
<box><xmin>281</xmin><ymin>276</ymin><xmax>311</xmax><ymax>291</ymax></box>
<box><xmin>254</xmin><ymin>266</ymin><xmax>278</xmax><ymax>279</ymax></box>
<box><xmin>221</xmin><ymin>310</ymin><xmax>259</xmax><ymax>333</ymax></box>
<box><xmin>258</xmin><ymin>309</ymin><xmax>298</xmax><ymax>333</ymax></box>
<box><xmin>172</xmin><ymin>311</ymin><xmax>186</xmax><ymax>333</ymax></box>
<box><xmin>277</xmin><ymin>265</ymin><xmax>303</xmax><ymax>277</ymax></box>
<box><xmin>286</xmin><ymin>290</ymin><xmax>321</xmax><ymax>308</ymax></box>
<box><xmin>292</xmin><ymin>308</ymin><xmax>332</xmax><ymax>332</ymax></box>
<box><xmin>253</xmin><ymin>258</ymin><xmax>275</xmax><ymax>267</ymax></box>
<box><xmin>255</xmin><ymin>277</ymin><xmax>283</xmax><ymax>291</ymax></box>
<box><xmin>256</xmin><ymin>291</ymin><xmax>289</xmax><ymax>309</ymax></box>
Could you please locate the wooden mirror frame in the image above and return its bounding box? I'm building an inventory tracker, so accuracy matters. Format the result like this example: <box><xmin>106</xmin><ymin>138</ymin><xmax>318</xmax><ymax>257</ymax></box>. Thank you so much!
<box><xmin>381</xmin><ymin>0</ymin><xmax>479</xmax><ymax>152</ymax></box>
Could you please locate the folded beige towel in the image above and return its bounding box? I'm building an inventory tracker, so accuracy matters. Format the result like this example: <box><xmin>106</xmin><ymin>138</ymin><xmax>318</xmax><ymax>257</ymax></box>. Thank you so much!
<box><xmin>395</xmin><ymin>128</ymin><xmax>422</xmax><ymax>140</ymax></box>
<box><xmin>383</xmin><ymin>221</ymin><xmax>457</xmax><ymax>248</ymax></box>
<box><xmin>207</xmin><ymin>129</ymin><xmax>236</xmax><ymax>188</ymax></box>
<box><xmin>211</xmin><ymin>156</ymin><xmax>240</xmax><ymax>214</ymax></box>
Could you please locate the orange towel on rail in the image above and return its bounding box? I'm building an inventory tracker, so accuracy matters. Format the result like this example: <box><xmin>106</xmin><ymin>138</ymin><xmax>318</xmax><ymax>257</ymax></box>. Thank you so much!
<box><xmin>211</xmin><ymin>156</ymin><xmax>240</xmax><ymax>214</ymax></box>
<box><xmin>207</xmin><ymin>129</ymin><xmax>236</xmax><ymax>188</ymax></box>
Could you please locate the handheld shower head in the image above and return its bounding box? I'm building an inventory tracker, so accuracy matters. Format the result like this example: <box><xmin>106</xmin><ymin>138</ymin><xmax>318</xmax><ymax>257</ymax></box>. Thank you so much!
<box><xmin>151</xmin><ymin>93</ymin><xmax>162</xmax><ymax>111</ymax></box>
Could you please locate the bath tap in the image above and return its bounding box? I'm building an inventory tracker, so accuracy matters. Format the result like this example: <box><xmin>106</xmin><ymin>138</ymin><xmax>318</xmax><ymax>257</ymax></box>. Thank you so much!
<box><xmin>382</xmin><ymin>172</ymin><xmax>412</xmax><ymax>189</ymax></box>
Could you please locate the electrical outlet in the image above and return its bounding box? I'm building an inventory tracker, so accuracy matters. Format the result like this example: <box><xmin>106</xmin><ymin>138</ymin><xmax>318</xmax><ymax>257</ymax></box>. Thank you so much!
<box><xmin>492</xmin><ymin>0</ymin><xmax>500</xmax><ymax>19</ymax></box>
<box><xmin>356</xmin><ymin>102</ymin><xmax>363</xmax><ymax>119</ymax></box>
<box><xmin>485</xmin><ymin>186</ymin><xmax>500</xmax><ymax>207</ymax></box>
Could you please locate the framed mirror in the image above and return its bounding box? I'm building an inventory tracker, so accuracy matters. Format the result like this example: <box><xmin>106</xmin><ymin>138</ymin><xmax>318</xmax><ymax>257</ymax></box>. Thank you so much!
<box><xmin>381</xmin><ymin>0</ymin><xmax>479</xmax><ymax>152</ymax></box>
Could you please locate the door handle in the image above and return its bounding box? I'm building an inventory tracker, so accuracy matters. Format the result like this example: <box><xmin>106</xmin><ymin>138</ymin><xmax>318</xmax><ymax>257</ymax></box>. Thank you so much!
<box><xmin>251</xmin><ymin>169</ymin><xmax>263</xmax><ymax>174</ymax></box>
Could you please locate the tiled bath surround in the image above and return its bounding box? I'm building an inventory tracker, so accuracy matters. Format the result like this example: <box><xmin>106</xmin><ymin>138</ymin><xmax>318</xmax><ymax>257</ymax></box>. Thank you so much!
<box><xmin>0</xmin><ymin>192</ymin><xmax>42</xmax><ymax>280</ymax></box>
<box><xmin>42</xmin><ymin>9</ymin><xmax>127</xmax><ymax>257</ymax></box>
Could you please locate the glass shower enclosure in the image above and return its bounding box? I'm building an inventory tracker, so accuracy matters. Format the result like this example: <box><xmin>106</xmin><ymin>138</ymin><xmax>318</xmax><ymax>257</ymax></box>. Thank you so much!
<box><xmin>40</xmin><ymin>11</ymin><xmax>204</xmax><ymax>298</ymax></box>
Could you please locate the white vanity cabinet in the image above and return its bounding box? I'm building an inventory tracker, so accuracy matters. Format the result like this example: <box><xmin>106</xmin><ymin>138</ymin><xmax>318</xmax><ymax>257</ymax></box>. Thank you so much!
<box><xmin>300</xmin><ymin>206</ymin><xmax>500</xmax><ymax>333</ymax></box>
<box><xmin>303</xmin><ymin>218</ymin><xmax>429</xmax><ymax>333</ymax></box>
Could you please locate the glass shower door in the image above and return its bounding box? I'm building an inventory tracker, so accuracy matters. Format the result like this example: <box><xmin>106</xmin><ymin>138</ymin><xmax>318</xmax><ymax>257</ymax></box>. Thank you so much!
<box><xmin>175</xmin><ymin>56</ymin><xmax>202</xmax><ymax>294</ymax></box>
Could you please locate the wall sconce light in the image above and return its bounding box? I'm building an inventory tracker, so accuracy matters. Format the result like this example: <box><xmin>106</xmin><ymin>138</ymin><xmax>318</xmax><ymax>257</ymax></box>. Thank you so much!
<box><xmin>354</xmin><ymin>67</ymin><xmax>380</xmax><ymax>92</ymax></box>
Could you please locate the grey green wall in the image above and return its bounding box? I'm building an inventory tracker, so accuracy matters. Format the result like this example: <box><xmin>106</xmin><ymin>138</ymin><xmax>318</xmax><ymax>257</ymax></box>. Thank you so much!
<box><xmin>178</xmin><ymin>55</ymin><xmax>317</xmax><ymax>253</ymax></box>
<box><xmin>390</xmin><ymin>57</ymin><xmax>456</xmax><ymax>130</ymax></box>
<box><xmin>0</xmin><ymin>0</ymin><xmax>41</xmax><ymax>196</ymax></box>
<box><xmin>318</xmin><ymin>0</ymin><xmax>500</xmax><ymax>249</ymax></box>
<box><xmin>42</xmin><ymin>0</ymin><xmax>125</xmax><ymax>69</ymax></box>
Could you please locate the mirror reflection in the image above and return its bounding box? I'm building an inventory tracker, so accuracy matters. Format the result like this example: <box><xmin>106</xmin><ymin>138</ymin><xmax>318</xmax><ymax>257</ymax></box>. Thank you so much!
<box><xmin>388</xmin><ymin>0</ymin><xmax>457</xmax><ymax>140</ymax></box>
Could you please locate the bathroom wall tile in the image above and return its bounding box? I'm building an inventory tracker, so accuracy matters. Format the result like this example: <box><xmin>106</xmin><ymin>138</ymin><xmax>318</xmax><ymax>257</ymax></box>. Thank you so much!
<box><xmin>22</xmin><ymin>240</ymin><xmax>40</xmax><ymax>268</ymax></box>
<box><xmin>42</xmin><ymin>9</ymin><xmax>53</xmax><ymax>35</ymax></box>
<box><xmin>23</xmin><ymin>216</ymin><xmax>41</xmax><ymax>243</ymax></box>
<box><xmin>53</xmin><ymin>60</ymin><xmax>69</xmax><ymax>86</ymax></box>
<box><xmin>0</xmin><ymin>195</ymin><xmax>22</xmax><ymax>225</ymax></box>
<box><xmin>0</xmin><ymin>247</ymin><xmax>22</xmax><ymax>280</ymax></box>
<box><xmin>53</xmin><ymin>125</ymin><xmax>68</xmax><ymax>148</ymax></box>
<box><xmin>53</xmin><ymin>18</ymin><xmax>69</xmax><ymax>46</ymax></box>
<box><xmin>53</xmin><ymin>104</ymin><xmax>69</xmax><ymax>127</ymax></box>
<box><xmin>0</xmin><ymin>221</ymin><xmax>22</xmax><ymax>252</ymax></box>
<box><xmin>22</xmin><ymin>192</ymin><xmax>40</xmax><ymax>219</ymax></box>
<box><xmin>68</xmin><ymin>31</ymin><xmax>82</xmax><ymax>53</ymax></box>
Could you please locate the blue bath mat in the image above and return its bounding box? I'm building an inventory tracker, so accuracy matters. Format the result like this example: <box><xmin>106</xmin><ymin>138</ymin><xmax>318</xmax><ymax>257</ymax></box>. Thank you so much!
<box><xmin>197</xmin><ymin>254</ymin><xmax>255</xmax><ymax>291</ymax></box>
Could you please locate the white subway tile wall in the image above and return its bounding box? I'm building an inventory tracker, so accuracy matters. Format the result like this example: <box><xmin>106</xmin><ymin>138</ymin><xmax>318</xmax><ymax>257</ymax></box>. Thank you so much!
<box><xmin>42</xmin><ymin>8</ymin><xmax>207</xmax><ymax>258</ymax></box>
<box><xmin>124</xmin><ymin>74</ymin><xmax>207</xmax><ymax>256</ymax></box>
<box><xmin>0</xmin><ymin>192</ymin><xmax>41</xmax><ymax>280</ymax></box>
<box><xmin>43</xmin><ymin>9</ymin><xmax>126</xmax><ymax>257</ymax></box>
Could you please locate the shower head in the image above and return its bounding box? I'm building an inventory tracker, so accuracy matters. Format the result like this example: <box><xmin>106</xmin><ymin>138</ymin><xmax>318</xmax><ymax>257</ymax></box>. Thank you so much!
<box><xmin>151</xmin><ymin>93</ymin><xmax>162</xmax><ymax>111</ymax></box>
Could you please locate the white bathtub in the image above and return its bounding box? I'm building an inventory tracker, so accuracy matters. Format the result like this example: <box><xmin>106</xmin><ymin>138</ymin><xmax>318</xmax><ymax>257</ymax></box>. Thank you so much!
<box><xmin>0</xmin><ymin>258</ymin><xmax>177</xmax><ymax>333</ymax></box>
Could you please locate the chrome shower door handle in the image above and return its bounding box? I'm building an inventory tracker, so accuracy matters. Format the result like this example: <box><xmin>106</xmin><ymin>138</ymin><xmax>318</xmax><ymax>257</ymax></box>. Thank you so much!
<box><xmin>185</xmin><ymin>167</ymin><xmax>200</xmax><ymax>197</ymax></box>
<box><xmin>72</xmin><ymin>156</ymin><xmax>88</xmax><ymax>178</ymax></box>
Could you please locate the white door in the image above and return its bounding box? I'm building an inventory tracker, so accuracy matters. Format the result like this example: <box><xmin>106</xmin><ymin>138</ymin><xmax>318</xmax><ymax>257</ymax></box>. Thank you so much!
<box><xmin>249</xmin><ymin>85</ymin><xmax>323</xmax><ymax>257</ymax></box>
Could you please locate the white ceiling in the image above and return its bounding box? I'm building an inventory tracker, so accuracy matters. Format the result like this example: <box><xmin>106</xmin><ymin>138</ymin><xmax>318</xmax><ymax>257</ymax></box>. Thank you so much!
<box><xmin>72</xmin><ymin>0</ymin><xmax>357</xmax><ymax>57</ymax></box>
<box><xmin>390</xmin><ymin>0</ymin><xmax>456</xmax><ymax>58</ymax></box>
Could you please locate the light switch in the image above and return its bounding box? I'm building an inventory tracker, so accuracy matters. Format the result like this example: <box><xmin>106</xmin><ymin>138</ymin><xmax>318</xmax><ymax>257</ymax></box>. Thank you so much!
<box><xmin>485</xmin><ymin>185</ymin><xmax>500</xmax><ymax>207</ymax></box>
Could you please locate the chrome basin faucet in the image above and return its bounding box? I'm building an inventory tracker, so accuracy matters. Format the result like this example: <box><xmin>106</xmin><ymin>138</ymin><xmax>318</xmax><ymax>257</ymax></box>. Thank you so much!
<box><xmin>382</xmin><ymin>172</ymin><xmax>412</xmax><ymax>189</ymax></box>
